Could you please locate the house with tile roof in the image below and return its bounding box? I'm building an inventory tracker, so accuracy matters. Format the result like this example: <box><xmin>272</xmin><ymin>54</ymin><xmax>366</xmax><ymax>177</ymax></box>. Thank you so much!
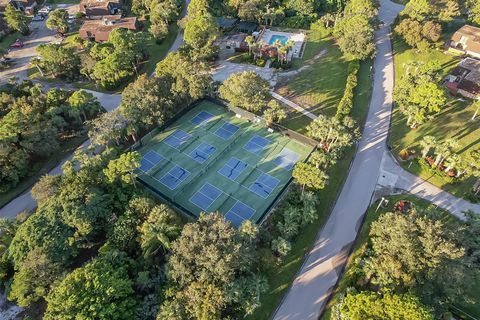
<box><xmin>449</xmin><ymin>25</ymin><xmax>480</xmax><ymax>59</ymax></box>
<box><xmin>445</xmin><ymin>57</ymin><xmax>480</xmax><ymax>100</ymax></box>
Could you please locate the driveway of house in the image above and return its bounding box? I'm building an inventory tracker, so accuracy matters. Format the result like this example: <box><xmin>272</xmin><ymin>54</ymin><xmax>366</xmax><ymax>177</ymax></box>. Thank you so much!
<box><xmin>212</xmin><ymin>60</ymin><xmax>277</xmax><ymax>86</ymax></box>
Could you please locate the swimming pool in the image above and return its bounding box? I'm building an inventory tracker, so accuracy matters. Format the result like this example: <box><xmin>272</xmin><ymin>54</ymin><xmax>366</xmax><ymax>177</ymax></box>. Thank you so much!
<box><xmin>269</xmin><ymin>34</ymin><xmax>288</xmax><ymax>45</ymax></box>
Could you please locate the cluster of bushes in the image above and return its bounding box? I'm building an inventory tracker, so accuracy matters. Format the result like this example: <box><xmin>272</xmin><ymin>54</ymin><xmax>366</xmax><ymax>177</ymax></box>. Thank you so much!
<box><xmin>34</xmin><ymin>29</ymin><xmax>150</xmax><ymax>90</ymax></box>
<box><xmin>270</xmin><ymin>58</ymin><xmax>292</xmax><ymax>70</ymax></box>
<box><xmin>267</xmin><ymin>188</ymin><xmax>319</xmax><ymax>257</ymax></box>
<box><xmin>336</xmin><ymin>61</ymin><xmax>359</xmax><ymax>120</ymax></box>
<box><xmin>0</xmin><ymin>81</ymin><xmax>103</xmax><ymax>192</ymax></box>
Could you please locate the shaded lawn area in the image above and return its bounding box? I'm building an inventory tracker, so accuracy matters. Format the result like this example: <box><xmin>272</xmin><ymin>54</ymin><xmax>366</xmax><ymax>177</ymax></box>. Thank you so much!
<box><xmin>322</xmin><ymin>194</ymin><xmax>480</xmax><ymax>319</ymax></box>
<box><xmin>390</xmin><ymin>36</ymin><xmax>480</xmax><ymax>199</ymax></box>
<box><xmin>0</xmin><ymin>32</ymin><xmax>20</xmax><ymax>51</ymax></box>
<box><xmin>0</xmin><ymin>133</ymin><xmax>87</xmax><ymax>208</ymax></box>
<box><xmin>248</xmin><ymin>56</ymin><xmax>373</xmax><ymax>319</ymax></box>
<box><xmin>276</xmin><ymin>34</ymin><xmax>349</xmax><ymax>117</ymax></box>
<box><xmin>139</xmin><ymin>23</ymin><xmax>179</xmax><ymax>75</ymax></box>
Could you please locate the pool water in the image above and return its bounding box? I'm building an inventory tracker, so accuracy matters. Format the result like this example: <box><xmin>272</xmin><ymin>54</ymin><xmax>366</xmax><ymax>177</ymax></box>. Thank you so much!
<box><xmin>269</xmin><ymin>35</ymin><xmax>288</xmax><ymax>45</ymax></box>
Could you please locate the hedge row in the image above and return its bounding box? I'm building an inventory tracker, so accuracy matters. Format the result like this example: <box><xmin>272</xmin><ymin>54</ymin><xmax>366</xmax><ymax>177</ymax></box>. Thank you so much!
<box><xmin>335</xmin><ymin>61</ymin><xmax>360</xmax><ymax>120</ymax></box>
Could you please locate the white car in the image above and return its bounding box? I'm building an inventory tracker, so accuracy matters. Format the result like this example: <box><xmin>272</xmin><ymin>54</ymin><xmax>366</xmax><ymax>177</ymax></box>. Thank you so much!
<box><xmin>38</xmin><ymin>6</ymin><xmax>52</xmax><ymax>15</ymax></box>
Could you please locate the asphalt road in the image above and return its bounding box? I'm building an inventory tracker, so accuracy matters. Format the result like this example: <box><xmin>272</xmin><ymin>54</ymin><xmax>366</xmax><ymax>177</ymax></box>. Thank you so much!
<box><xmin>272</xmin><ymin>1</ymin><xmax>405</xmax><ymax>319</ymax></box>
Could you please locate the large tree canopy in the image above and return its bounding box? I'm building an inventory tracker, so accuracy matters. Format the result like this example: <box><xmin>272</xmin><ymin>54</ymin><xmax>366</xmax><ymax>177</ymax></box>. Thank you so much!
<box><xmin>44</xmin><ymin>250</ymin><xmax>137</xmax><ymax>320</ymax></box>
<box><xmin>160</xmin><ymin>213</ymin><xmax>268</xmax><ymax>318</ymax></box>
<box><xmin>219</xmin><ymin>71</ymin><xmax>271</xmax><ymax>113</ymax></box>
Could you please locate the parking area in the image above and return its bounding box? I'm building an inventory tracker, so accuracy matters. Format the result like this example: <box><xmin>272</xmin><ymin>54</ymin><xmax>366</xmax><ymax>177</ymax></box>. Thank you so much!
<box><xmin>0</xmin><ymin>3</ymin><xmax>79</xmax><ymax>84</ymax></box>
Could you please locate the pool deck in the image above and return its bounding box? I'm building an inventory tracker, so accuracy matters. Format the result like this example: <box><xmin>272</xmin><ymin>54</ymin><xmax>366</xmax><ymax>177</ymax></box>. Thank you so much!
<box><xmin>260</xmin><ymin>29</ymin><xmax>306</xmax><ymax>59</ymax></box>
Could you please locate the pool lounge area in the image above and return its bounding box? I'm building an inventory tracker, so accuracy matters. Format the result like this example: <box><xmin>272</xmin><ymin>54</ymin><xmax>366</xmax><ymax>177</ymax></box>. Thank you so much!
<box><xmin>260</xmin><ymin>29</ymin><xmax>306</xmax><ymax>59</ymax></box>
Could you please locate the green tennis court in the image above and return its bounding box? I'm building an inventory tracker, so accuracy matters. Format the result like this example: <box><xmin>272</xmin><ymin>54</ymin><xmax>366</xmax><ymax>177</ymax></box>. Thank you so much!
<box><xmin>136</xmin><ymin>100</ymin><xmax>314</xmax><ymax>226</ymax></box>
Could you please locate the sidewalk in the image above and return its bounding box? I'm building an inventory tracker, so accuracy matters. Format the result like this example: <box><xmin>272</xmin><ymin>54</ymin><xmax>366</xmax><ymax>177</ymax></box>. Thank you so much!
<box><xmin>271</xmin><ymin>92</ymin><xmax>317</xmax><ymax>120</ymax></box>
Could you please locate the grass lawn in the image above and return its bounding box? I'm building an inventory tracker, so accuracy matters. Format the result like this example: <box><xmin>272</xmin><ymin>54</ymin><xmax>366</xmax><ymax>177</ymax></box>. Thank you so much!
<box><xmin>0</xmin><ymin>32</ymin><xmax>21</xmax><ymax>51</ymax></box>
<box><xmin>139</xmin><ymin>23</ymin><xmax>179</xmax><ymax>75</ymax></box>
<box><xmin>276</xmin><ymin>33</ymin><xmax>349</xmax><ymax>118</ymax></box>
<box><xmin>390</xmin><ymin>35</ymin><xmax>480</xmax><ymax>199</ymax></box>
<box><xmin>0</xmin><ymin>133</ymin><xmax>87</xmax><ymax>208</ymax></box>
<box><xmin>323</xmin><ymin>194</ymin><xmax>480</xmax><ymax>319</ymax></box>
<box><xmin>248</xmin><ymin>44</ymin><xmax>374</xmax><ymax>318</ymax></box>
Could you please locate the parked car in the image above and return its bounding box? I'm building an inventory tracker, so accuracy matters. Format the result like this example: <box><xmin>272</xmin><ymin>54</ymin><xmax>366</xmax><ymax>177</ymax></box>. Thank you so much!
<box><xmin>38</xmin><ymin>6</ymin><xmax>52</xmax><ymax>15</ymax></box>
<box><xmin>32</xmin><ymin>15</ymin><xmax>45</xmax><ymax>21</ymax></box>
<box><xmin>10</xmin><ymin>40</ymin><xmax>24</xmax><ymax>48</ymax></box>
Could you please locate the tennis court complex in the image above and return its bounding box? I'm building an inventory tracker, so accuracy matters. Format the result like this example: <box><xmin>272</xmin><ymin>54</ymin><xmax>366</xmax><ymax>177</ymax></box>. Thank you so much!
<box><xmin>136</xmin><ymin>100</ymin><xmax>314</xmax><ymax>226</ymax></box>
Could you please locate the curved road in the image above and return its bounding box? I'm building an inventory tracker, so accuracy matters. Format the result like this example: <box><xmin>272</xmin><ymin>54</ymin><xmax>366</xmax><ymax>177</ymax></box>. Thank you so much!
<box><xmin>272</xmin><ymin>1</ymin><xmax>408</xmax><ymax>319</ymax></box>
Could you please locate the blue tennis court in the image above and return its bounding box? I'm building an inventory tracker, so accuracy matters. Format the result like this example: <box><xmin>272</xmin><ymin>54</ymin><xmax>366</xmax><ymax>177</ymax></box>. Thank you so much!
<box><xmin>249</xmin><ymin>173</ymin><xmax>280</xmax><ymax>198</ymax></box>
<box><xmin>273</xmin><ymin>148</ymin><xmax>300</xmax><ymax>170</ymax></box>
<box><xmin>189</xmin><ymin>142</ymin><xmax>216</xmax><ymax>163</ymax></box>
<box><xmin>218</xmin><ymin>157</ymin><xmax>248</xmax><ymax>181</ymax></box>
<box><xmin>163</xmin><ymin>130</ymin><xmax>192</xmax><ymax>149</ymax></box>
<box><xmin>159</xmin><ymin>165</ymin><xmax>190</xmax><ymax>190</ymax></box>
<box><xmin>214</xmin><ymin>122</ymin><xmax>239</xmax><ymax>140</ymax></box>
<box><xmin>190</xmin><ymin>183</ymin><xmax>223</xmax><ymax>211</ymax></box>
<box><xmin>139</xmin><ymin>151</ymin><xmax>164</xmax><ymax>172</ymax></box>
<box><xmin>191</xmin><ymin>111</ymin><xmax>214</xmax><ymax>126</ymax></box>
<box><xmin>244</xmin><ymin>135</ymin><xmax>270</xmax><ymax>155</ymax></box>
<box><xmin>225</xmin><ymin>201</ymin><xmax>256</xmax><ymax>227</ymax></box>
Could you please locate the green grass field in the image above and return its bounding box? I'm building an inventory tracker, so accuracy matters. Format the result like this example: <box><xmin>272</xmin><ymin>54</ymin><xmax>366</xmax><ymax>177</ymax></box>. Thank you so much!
<box><xmin>323</xmin><ymin>194</ymin><xmax>480</xmax><ymax>319</ymax></box>
<box><xmin>390</xmin><ymin>36</ymin><xmax>480</xmax><ymax>199</ymax></box>
<box><xmin>277</xmin><ymin>34</ymin><xmax>349</xmax><ymax>117</ymax></box>
<box><xmin>136</xmin><ymin>100</ymin><xmax>313</xmax><ymax>225</ymax></box>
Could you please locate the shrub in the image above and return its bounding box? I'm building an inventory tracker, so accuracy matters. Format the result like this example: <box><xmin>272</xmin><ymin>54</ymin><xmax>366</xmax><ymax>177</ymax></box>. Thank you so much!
<box><xmin>399</xmin><ymin>148</ymin><xmax>410</xmax><ymax>160</ymax></box>
<box><xmin>255</xmin><ymin>58</ymin><xmax>266</xmax><ymax>67</ymax></box>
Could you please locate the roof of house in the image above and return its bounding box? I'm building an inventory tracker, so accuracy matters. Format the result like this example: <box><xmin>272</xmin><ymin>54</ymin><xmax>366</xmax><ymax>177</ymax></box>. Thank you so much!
<box><xmin>236</xmin><ymin>21</ymin><xmax>258</xmax><ymax>33</ymax></box>
<box><xmin>79</xmin><ymin>15</ymin><xmax>137</xmax><ymax>38</ymax></box>
<box><xmin>80</xmin><ymin>0</ymin><xmax>121</xmax><ymax>8</ymax></box>
<box><xmin>215</xmin><ymin>17</ymin><xmax>237</xmax><ymax>29</ymax></box>
<box><xmin>453</xmin><ymin>58</ymin><xmax>480</xmax><ymax>95</ymax></box>
<box><xmin>451</xmin><ymin>25</ymin><xmax>480</xmax><ymax>54</ymax></box>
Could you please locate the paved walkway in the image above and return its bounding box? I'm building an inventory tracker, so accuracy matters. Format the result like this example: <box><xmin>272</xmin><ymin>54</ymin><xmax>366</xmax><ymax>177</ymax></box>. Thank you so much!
<box><xmin>271</xmin><ymin>92</ymin><xmax>317</xmax><ymax>119</ymax></box>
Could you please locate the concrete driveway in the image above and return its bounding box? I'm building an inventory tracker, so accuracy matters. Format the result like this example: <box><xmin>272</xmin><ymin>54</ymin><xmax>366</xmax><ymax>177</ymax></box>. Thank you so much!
<box><xmin>211</xmin><ymin>61</ymin><xmax>277</xmax><ymax>86</ymax></box>
<box><xmin>0</xmin><ymin>4</ymin><xmax>78</xmax><ymax>84</ymax></box>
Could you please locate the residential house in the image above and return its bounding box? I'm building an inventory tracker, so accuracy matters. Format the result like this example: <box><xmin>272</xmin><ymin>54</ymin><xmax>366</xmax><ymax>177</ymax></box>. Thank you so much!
<box><xmin>79</xmin><ymin>15</ymin><xmax>140</xmax><ymax>42</ymax></box>
<box><xmin>0</xmin><ymin>0</ymin><xmax>37</xmax><ymax>16</ymax></box>
<box><xmin>79</xmin><ymin>0</ymin><xmax>122</xmax><ymax>18</ymax></box>
<box><xmin>449</xmin><ymin>25</ymin><xmax>480</xmax><ymax>59</ymax></box>
<box><xmin>445</xmin><ymin>57</ymin><xmax>480</xmax><ymax>100</ymax></box>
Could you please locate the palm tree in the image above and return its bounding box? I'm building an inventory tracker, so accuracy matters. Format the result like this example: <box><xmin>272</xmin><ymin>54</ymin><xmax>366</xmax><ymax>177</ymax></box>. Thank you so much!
<box><xmin>444</xmin><ymin>153</ymin><xmax>461</xmax><ymax>173</ymax></box>
<box><xmin>139</xmin><ymin>205</ymin><xmax>181</xmax><ymax>260</ymax></box>
<box><xmin>420</xmin><ymin>135</ymin><xmax>437</xmax><ymax>158</ymax></box>
<box><xmin>245</xmin><ymin>35</ymin><xmax>255</xmax><ymax>57</ymax></box>
<box><xmin>472</xmin><ymin>100</ymin><xmax>480</xmax><ymax>121</ymax></box>
<box><xmin>434</xmin><ymin>139</ymin><xmax>459</xmax><ymax>167</ymax></box>
<box><xmin>30</xmin><ymin>57</ymin><xmax>44</xmax><ymax>77</ymax></box>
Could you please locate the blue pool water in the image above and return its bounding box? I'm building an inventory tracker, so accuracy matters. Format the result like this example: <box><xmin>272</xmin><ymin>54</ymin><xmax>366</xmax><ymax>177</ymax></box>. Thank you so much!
<box><xmin>269</xmin><ymin>35</ymin><xmax>288</xmax><ymax>45</ymax></box>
